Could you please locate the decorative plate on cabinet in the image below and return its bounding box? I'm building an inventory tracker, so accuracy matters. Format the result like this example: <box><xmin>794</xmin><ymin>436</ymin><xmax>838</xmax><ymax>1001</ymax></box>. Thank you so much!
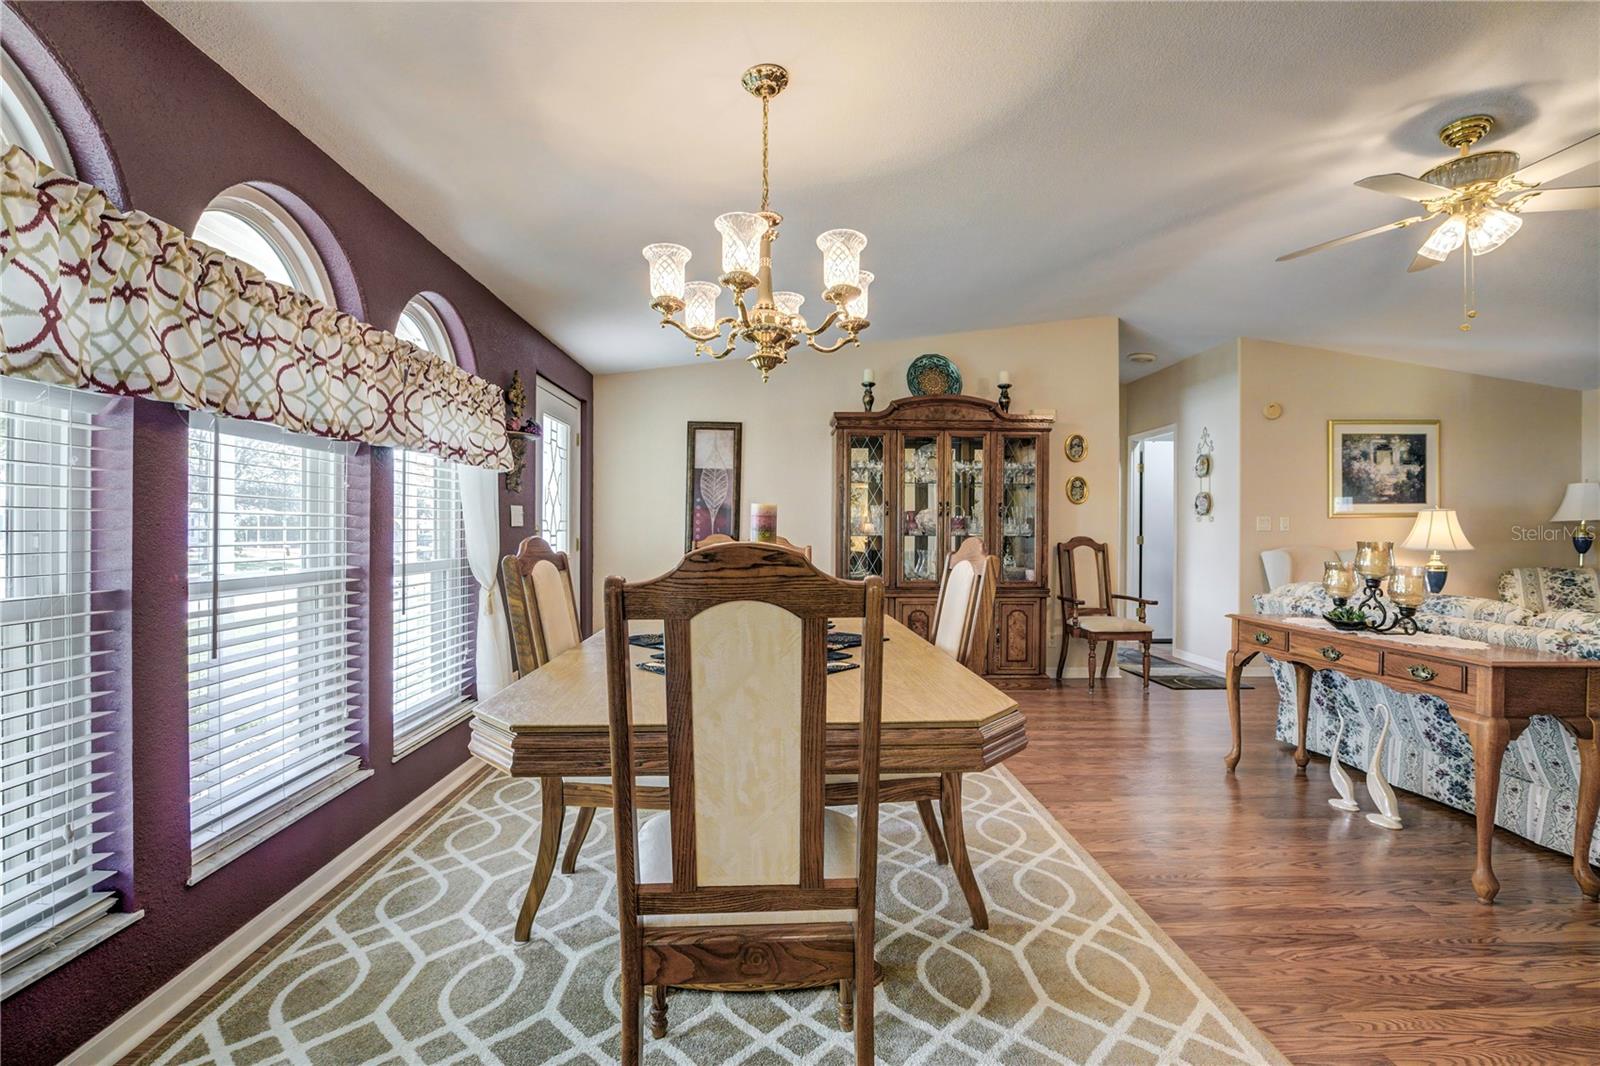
<box><xmin>906</xmin><ymin>354</ymin><xmax>962</xmax><ymax>396</ymax></box>
<box><xmin>1066</xmin><ymin>476</ymin><xmax>1088</xmax><ymax>504</ymax></box>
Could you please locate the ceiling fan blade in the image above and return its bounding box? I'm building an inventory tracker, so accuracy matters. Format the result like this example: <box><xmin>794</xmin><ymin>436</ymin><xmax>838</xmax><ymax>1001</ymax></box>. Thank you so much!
<box><xmin>1505</xmin><ymin>185</ymin><xmax>1600</xmax><ymax>213</ymax></box>
<box><xmin>1275</xmin><ymin>214</ymin><xmax>1435</xmax><ymax>262</ymax></box>
<box><xmin>1355</xmin><ymin>173</ymin><xmax>1452</xmax><ymax>201</ymax></box>
<box><xmin>1407</xmin><ymin>252</ymin><xmax>1445</xmax><ymax>273</ymax></box>
<box><xmin>1507</xmin><ymin>132</ymin><xmax>1600</xmax><ymax>189</ymax></box>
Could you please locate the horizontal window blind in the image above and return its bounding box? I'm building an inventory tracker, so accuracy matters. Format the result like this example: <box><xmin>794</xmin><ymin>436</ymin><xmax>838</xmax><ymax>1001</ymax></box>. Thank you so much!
<box><xmin>0</xmin><ymin>378</ymin><xmax>125</xmax><ymax>977</ymax></box>
<box><xmin>187</xmin><ymin>414</ymin><xmax>362</xmax><ymax>869</ymax></box>
<box><xmin>392</xmin><ymin>449</ymin><xmax>473</xmax><ymax>749</ymax></box>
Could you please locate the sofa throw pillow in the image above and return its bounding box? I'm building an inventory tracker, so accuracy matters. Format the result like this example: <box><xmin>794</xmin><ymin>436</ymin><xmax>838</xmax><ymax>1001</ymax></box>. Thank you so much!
<box><xmin>1497</xmin><ymin>567</ymin><xmax>1600</xmax><ymax>613</ymax></box>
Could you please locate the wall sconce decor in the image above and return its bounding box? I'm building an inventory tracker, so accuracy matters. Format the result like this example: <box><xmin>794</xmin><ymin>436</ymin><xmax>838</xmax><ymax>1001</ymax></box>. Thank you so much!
<box><xmin>503</xmin><ymin>370</ymin><xmax>542</xmax><ymax>493</ymax></box>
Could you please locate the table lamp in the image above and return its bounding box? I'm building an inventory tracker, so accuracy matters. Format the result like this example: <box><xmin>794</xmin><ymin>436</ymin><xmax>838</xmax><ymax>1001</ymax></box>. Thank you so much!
<box><xmin>1401</xmin><ymin>508</ymin><xmax>1474</xmax><ymax>593</ymax></box>
<box><xmin>1551</xmin><ymin>482</ymin><xmax>1600</xmax><ymax>564</ymax></box>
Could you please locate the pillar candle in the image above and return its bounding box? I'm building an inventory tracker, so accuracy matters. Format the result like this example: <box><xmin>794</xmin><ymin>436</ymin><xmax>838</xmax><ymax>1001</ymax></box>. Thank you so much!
<box><xmin>750</xmin><ymin>502</ymin><xmax>778</xmax><ymax>542</ymax></box>
<box><xmin>862</xmin><ymin>367</ymin><xmax>875</xmax><ymax>385</ymax></box>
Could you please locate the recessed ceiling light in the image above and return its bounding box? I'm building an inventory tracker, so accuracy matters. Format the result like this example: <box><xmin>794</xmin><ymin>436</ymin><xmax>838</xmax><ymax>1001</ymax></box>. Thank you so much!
<box><xmin>1127</xmin><ymin>352</ymin><xmax>1157</xmax><ymax>364</ymax></box>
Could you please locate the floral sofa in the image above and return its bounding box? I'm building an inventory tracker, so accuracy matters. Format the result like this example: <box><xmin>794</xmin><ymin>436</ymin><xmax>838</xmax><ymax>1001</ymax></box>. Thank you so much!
<box><xmin>1252</xmin><ymin>567</ymin><xmax>1600</xmax><ymax>867</ymax></box>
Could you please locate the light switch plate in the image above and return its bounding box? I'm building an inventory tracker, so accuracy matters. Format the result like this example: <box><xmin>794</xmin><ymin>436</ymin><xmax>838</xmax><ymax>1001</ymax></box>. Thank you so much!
<box><xmin>510</xmin><ymin>504</ymin><xmax>525</xmax><ymax>527</ymax></box>
<box><xmin>1255</xmin><ymin>516</ymin><xmax>1271</xmax><ymax>532</ymax></box>
<box><xmin>1279</xmin><ymin>517</ymin><xmax>1290</xmax><ymax>531</ymax></box>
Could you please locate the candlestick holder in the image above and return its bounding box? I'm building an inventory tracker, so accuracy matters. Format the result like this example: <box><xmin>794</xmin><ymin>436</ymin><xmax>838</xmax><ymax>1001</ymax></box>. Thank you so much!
<box><xmin>861</xmin><ymin>379</ymin><xmax>875</xmax><ymax>412</ymax></box>
<box><xmin>997</xmin><ymin>382</ymin><xmax>1011</xmax><ymax>413</ymax></box>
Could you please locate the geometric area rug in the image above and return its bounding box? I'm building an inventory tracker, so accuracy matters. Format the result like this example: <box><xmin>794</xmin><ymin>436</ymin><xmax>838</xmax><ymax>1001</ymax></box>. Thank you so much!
<box><xmin>135</xmin><ymin>766</ymin><xmax>1286</xmax><ymax>1065</ymax></box>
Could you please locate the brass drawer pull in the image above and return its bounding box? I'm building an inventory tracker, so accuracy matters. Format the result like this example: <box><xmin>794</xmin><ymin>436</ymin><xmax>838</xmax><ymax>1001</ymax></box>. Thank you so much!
<box><xmin>1254</xmin><ymin>631</ymin><xmax>1274</xmax><ymax>646</ymax></box>
<box><xmin>1319</xmin><ymin>646</ymin><xmax>1343</xmax><ymax>662</ymax></box>
<box><xmin>1408</xmin><ymin>664</ymin><xmax>1437</xmax><ymax>682</ymax></box>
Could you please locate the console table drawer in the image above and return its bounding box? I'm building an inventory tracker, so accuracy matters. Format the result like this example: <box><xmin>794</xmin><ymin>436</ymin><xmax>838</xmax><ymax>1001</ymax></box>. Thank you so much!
<box><xmin>1288</xmin><ymin>632</ymin><xmax>1381</xmax><ymax>674</ymax></box>
<box><xmin>1237</xmin><ymin>621</ymin><xmax>1287</xmax><ymax>652</ymax></box>
<box><xmin>1383</xmin><ymin>652</ymin><xmax>1466</xmax><ymax>693</ymax></box>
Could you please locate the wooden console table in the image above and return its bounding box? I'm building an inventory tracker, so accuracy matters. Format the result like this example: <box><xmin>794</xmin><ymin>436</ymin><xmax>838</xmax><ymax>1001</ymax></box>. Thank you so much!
<box><xmin>1224</xmin><ymin>613</ymin><xmax>1600</xmax><ymax>905</ymax></box>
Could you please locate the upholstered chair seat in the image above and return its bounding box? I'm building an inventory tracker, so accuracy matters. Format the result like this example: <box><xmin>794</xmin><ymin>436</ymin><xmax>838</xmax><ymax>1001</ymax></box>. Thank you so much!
<box><xmin>1076</xmin><ymin>614</ymin><xmax>1153</xmax><ymax>633</ymax></box>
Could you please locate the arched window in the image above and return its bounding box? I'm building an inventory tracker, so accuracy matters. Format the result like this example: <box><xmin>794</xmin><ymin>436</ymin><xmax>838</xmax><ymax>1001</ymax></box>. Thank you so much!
<box><xmin>192</xmin><ymin>184</ymin><xmax>334</xmax><ymax>302</ymax></box>
<box><xmin>184</xmin><ymin>188</ymin><xmax>366</xmax><ymax>878</ymax></box>
<box><xmin>391</xmin><ymin>297</ymin><xmax>474</xmax><ymax>754</ymax></box>
<box><xmin>1</xmin><ymin>47</ymin><xmax>72</xmax><ymax>172</ymax></box>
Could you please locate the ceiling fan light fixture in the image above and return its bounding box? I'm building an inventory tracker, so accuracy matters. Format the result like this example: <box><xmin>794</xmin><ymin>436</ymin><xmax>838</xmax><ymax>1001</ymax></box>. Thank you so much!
<box><xmin>1467</xmin><ymin>207</ymin><xmax>1523</xmax><ymax>256</ymax></box>
<box><xmin>1416</xmin><ymin>216</ymin><xmax>1466</xmax><ymax>262</ymax></box>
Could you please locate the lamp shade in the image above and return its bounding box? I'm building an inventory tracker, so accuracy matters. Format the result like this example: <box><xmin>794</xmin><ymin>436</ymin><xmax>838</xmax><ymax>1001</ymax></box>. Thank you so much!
<box><xmin>1551</xmin><ymin>481</ymin><xmax>1600</xmax><ymax>522</ymax></box>
<box><xmin>1401</xmin><ymin>508</ymin><xmax>1474</xmax><ymax>552</ymax></box>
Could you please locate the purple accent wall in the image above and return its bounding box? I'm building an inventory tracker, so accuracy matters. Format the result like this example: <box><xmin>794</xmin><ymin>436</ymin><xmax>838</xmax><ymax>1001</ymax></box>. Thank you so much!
<box><xmin>0</xmin><ymin>4</ymin><xmax>594</xmax><ymax>1062</ymax></box>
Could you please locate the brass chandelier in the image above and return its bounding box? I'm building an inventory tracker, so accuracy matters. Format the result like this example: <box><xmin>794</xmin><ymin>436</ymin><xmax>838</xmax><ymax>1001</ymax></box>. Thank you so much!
<box><xmin>641</xmin><ymin>64</ymin><xmax>872</xmax><ymax>381</ymax></box>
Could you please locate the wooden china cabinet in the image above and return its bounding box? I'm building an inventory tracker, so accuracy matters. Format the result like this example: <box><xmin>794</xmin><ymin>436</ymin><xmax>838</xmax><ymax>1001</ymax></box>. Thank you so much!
<box><xmin>831</xmin><ymin>395</ymin><xmax>1053</xmax><ymax>681</ymax></box>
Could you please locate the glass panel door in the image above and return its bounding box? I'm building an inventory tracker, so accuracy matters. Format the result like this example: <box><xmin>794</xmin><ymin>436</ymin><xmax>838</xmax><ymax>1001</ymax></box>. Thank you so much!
<box><xmin>1000</xmin><ymin>436</ymin><xmax>1039</xmax><ymax>582</ymax></box>
<box><xmin>535</xmin><ymin>379</ymin><xmax>581</xmax><ymax>580</ymax></box>
<box><xmin>900</xmin><ymin>434</ymin><xmax>938</xmax><ymax>583</ymax></box>
<box><xmin>844</xmin><ymin>434</ymin><xmax>885</xmax><ymax>579</ymax></box>
<box><xmin>947</xmin><ymin>434</ymin><xmax>985</xmax><ymax>553</ymax></box>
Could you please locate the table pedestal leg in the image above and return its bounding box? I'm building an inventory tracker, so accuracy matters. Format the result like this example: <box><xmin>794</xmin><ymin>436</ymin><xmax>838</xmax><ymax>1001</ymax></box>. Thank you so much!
<box><xmin>1327</xmin><ymin>710</ymin><xmax>1360</xmax><ymax>812</ymax></box>
<box><xmin>1291</xmin><ymin>662</ymin><xmax>1313</xmax><ymax>773</ymax></box>
<box><xmin>1224</xmin><ymin>649</ymin><xmax>1257</xmax><ymax>772</ymax></box>
<box><xmin>514</xmin><ymin>775</ymin><xmax>565</xmax><ymax>941</ymax></box>
<box><xmin>1364</xmin><ymin>702</ymin><xmax>1403</xmax><ymax>830</ymax></box>
<box><xmin>1463</xmin><ymin>718</ymin><xmax>1510</xmax><ymax>905</ymax></box>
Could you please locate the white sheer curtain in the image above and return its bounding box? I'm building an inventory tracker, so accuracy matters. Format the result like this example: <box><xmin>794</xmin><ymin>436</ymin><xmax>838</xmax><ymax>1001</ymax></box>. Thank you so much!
<box><xmin>459</xmin><ymin>465</ymin><xmax>514</xmax><ymax>697</ymax></box>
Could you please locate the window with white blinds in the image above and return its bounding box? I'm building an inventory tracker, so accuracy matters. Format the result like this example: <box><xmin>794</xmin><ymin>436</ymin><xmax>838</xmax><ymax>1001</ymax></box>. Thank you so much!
<box><xmin>0</xmin><ymin>378</ymin><xmax>129</xmax><ymax>985</ymax></box>
<box><xmin>391</xmin><ymin>449</ymin><xmax>473</xmax><ymax>751</ymax></box>
<box><xmin>186</xmin><ymin>414</ymin><xmax>368</xmax><ymax>879</ymax></box>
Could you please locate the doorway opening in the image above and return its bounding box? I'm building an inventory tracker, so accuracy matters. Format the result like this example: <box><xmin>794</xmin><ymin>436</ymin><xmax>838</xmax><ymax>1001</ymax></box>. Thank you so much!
<box><xmin>1126</xmin><ymin>428</ymin><xmax>1175</xmax><ymax>643</ymax></box>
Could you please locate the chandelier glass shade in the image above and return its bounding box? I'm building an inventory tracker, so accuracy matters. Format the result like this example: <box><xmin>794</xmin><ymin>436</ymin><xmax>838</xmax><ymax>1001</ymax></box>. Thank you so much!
<box><xmin>641</xmin><ymin>64</ymin><xmax>873</xmax><ymax>380</ymax></box>
<box><xmin>1416</xmin><ymin>216</ymin><xmax>1465</xmax><ymax>262</ymax></box>
<box><xmin>1466</xmin><ymin>207</ymin><xmax>1522</xmax><ymax>255</ymax></box>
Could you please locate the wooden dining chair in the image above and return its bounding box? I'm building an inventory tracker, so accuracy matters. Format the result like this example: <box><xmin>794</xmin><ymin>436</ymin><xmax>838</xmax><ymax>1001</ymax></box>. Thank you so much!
<box><xmin>500</xmin><ymin>536</ymin><xmax>668</xmax><ymax>942</ymax></box>
<box><xmin>825</xmin><ymin>536</ymin><xmax>997</xmax><ymax>930</ymax></box>
<box><xmin>605</xmin><ymin>542</ymin><xmax>885</xmax><ymax>1064</ymax></box>
<box><xmin>1054</xmin><ymin>536</ymin><xmax>1157</xmax><ymax>690</ymax></box>
<box><xmin>694</xmin><ymin>532</ymin><xmax>813</xmax><ymax>560</ymax></box>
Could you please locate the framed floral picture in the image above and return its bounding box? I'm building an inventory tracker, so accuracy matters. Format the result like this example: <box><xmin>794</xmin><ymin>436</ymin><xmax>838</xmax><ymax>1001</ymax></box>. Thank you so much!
<box><xmin>685</xmin><ymin>422</ymin><xmax>742</xmax><ymax>549</ymax></box>
<box><xmin>1328</xmin><ymin>419</ymin><xmax>1440</xmax><ymax>517</ymax></box>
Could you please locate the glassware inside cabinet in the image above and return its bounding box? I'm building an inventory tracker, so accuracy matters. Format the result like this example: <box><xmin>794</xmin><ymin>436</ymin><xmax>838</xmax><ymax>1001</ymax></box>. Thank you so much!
<box><xmin>948</xmin><ymin>434</ymin><xmax>984</xmax><ymax>552</ymax></box>
<box><xmin>1001</xmin><ymin>436</ymin><xmax>1039</xmax><ymax>581</ymax></box>
<box><xmin>901</xmin><ymin>434</ymin><xmax>939</xmax><ymax>582</ymax></box>
<box><xmin>845</xmin><ymin>435</ymin><xmax>885</xmax><ymax>578</ymax></box>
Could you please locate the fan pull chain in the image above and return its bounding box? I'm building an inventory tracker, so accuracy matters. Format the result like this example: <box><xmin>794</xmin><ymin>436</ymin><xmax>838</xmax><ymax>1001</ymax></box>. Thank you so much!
<box><xmin>1459</xmin><ymin>243</ymin><xmax>1477</xmax><ymax>332</ymax></box>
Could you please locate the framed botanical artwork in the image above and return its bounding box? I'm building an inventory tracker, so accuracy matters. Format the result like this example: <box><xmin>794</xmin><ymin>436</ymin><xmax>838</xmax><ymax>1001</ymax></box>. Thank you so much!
<box><xmin>1328</xmin><ymin>419</ymin><xmax>1440</xmax><ymax>517</ymax></box>
<box><xmin>685</xmin><ymin>422</ymin><xmax>742</xmax><ymax>550</ymax></box>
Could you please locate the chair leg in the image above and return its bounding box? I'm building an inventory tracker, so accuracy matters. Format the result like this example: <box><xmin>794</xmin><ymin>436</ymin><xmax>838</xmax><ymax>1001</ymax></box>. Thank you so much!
<box><xmin>1142</xmin><ymin>639</ymin><xmax>1152</xmax><ymax>689</ymax></box>
<box><xmin>560</xmin><ymin>805</ymin><xmax>596</xmax><ymax>874</ymax></box>
<box><xmin>1086</xmin><ymin>638</ymin><xmax>1098</xmax><ymax>691</ymax></box>
<box><xmin>649</xmin><ymin>984</ymin><xmax>669</xmax><ymax>1039</ymax></box>
<box><xmin>853</xmin><ymin>951</ymin><xmax>874</xmax><ymax>1064</ymax></box>
<box><xmin>939</xmin><ymin>772</ymin><xmax>990</xmax><ymax>930</ymax></box>
<box><xmin>514</xmin><ymin>776</ymin><xmax>565</xmax><ymax>943</ymax></box>
<box><xmin>1054</xmin><ymin>610</ymin><xmax>1069</xmax><ymax>682</ymax></box>
<box><xmin>915</xmin><ymin>798</ymin><xmax>950</xmax><ymax>865</ymax></box>
<box><xmin>838</xmin><ymin>979</ymin><xmax>854</xmax><ymax>1031</ymax></box>
<box><xmin>1099</xmin><ymin>640</ymin><xmax>1115</xmax><ymax>681</ymax></box>
<box><xmin>620</xmin><ymin>964</ymin><xmax>642</xmax><ymax>1065</ymax></box>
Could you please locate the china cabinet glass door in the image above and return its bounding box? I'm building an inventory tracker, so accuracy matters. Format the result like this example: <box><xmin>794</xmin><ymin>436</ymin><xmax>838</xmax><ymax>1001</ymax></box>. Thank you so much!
<box><xmin>947</xmin><ymin>434</ymin><xmax>985</xmax><ymax>553</ymax></box>
<box><xmin>844</xmin><ymin>433</ymin><xmax>886</xmax><ymax>579</ymax></box>
<box><xmin>1000</xmin><ymin>436</ymin><xmax>1039</xmax><ymax>582</ymax></box>
<box><xmin>900</xmin><ymin>434</ymin><xmax>939</xmax><ymax>584</ymax></box>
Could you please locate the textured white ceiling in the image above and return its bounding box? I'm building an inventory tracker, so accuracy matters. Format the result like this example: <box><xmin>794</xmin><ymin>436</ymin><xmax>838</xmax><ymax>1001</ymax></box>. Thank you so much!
<box><xmin>151</xmin><ymin>2</ymin><xmax>1600</xmax><ymax>387</ymax></box>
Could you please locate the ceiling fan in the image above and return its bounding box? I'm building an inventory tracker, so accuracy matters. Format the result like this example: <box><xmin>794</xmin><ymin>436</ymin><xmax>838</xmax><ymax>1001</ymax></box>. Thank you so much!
<box><xmin>1277</xmin><ymin>115</ymin><xmax>1599</xmax><ymax>329</ymax></box>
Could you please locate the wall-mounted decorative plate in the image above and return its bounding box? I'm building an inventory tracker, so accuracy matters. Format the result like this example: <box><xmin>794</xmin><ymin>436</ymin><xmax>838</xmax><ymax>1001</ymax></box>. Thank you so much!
<box><xmin>906</xmin><ymin>353</ymin><xmax>962</xmax><ymax>396</ymax></box>
<box><xmin>1064</xmin><ymin>433</ymin><xmax>1087</xmax><ymax>462</ymax></box>
<box><xmin>1194</xmin><ymin>491</ymin><xmax>1213</xmax><ymax>517</ymax></box>
<box><xmin>1194</xmin><ymin>453</ymin><xmax>1211</xmax><ymax>478</ymax></box>
<box><xmin>1066</xmin><ymin>476</ymin><xmax>1088</xmax><ymax>504</ymax></box>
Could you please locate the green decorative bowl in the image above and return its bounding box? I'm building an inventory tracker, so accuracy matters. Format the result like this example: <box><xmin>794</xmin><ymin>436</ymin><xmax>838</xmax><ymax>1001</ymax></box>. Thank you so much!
<box><xmin>907</xmin><ymin>354</ymin><xmax>962</xmax><ymax>396</ymax></box>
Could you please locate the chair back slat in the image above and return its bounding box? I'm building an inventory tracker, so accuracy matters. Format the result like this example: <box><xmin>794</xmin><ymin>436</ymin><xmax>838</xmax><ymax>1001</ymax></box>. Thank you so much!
<box><xmin>605</xmin><ymin>542</ymin><xmax>884</xmax><ymax>923</ymax></box>
<box><xmin>694</xmin><ymin>533</ymin><xmax>813</xmax><ymax>560</ymax></box>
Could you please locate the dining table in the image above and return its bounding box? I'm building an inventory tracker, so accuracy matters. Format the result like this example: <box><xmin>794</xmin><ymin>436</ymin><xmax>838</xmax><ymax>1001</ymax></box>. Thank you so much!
<box><xmin>469</xmin><ymin>616</ymin><xmax>1027</xmax><ymax>932</ymax></box>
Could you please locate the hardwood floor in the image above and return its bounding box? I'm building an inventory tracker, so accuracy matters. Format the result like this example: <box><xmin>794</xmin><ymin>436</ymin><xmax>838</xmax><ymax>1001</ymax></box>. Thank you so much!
<box><xmin>1005</xmin><ymin>673</ymin><xmax>1600</xmax><ymax>1066</ymax></box>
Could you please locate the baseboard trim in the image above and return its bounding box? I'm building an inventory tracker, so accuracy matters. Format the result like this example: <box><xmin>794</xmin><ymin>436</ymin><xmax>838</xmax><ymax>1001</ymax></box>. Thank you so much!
<box><xmin>65</xmin><ymin>758</ymin><xmax>482</xmax><ymax>1066</ymax></box>
<box><xmin>1164</xmin><ymin>647</ymin><xmax>1272</xmax><ymax>679</ymax></box>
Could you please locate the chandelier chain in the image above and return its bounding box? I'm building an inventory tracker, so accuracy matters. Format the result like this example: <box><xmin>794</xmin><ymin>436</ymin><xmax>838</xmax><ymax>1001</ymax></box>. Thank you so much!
<box><xmin>760</xmin><ymin>93</ymin><xmax>770</xmax><ymax>212</ymax></box>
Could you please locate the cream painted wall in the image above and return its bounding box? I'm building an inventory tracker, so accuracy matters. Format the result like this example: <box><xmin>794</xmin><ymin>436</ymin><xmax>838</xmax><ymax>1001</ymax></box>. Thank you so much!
<box><xmin>1121</xmin><ymin>341</ymin><xmax>1241</xmax><ymax>670</ymax></box>
<box><xmin>592</xmin><ymin>317</ymin><xmax>1122</xmax><ymax>670</ymax></box>
<box><xmin>1583</xmin><ymin>388</ymin><xmax>1599</xmax><ymax>481</ymax></box>
<box><xmin>1237</xmin><ymin>339</ymin><xmax>1582</xmax><ymax>601</ymax></box>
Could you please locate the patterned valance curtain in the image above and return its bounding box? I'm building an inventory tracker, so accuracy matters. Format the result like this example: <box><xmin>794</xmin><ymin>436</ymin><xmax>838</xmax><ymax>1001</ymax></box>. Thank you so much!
<box><xmin>0</xmin><ymin>146</ymin><xmax>510</xmax><ymax>471</ymax></box>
